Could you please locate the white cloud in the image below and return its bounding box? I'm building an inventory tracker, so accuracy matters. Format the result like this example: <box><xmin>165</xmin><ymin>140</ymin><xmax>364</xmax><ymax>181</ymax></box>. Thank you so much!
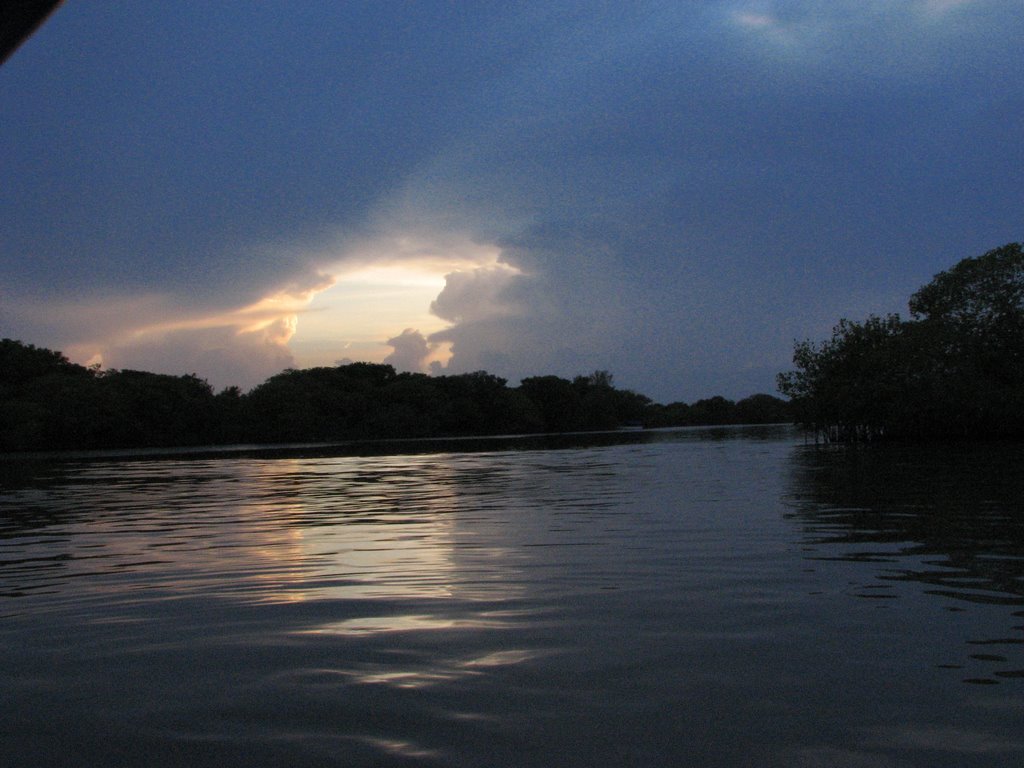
<box><xmin>726</xmin><ymin>0</ymin><xmax>995</xmax><ymax>69</ymax></box>
<box><xmin>383</xmin><ymin>329</ymin><xmax>435</xmax><ymax>374</ymax></box>
<box><xmin>730</xmin><ymin>9</ymin><xmax>804</xmax><ymax>46</ymax></box>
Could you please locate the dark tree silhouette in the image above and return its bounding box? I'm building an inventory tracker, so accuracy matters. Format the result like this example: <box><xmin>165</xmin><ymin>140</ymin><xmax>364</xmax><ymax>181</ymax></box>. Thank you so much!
<box><xmin>778</xmin><ymin>243</ymin><xmax>1024</xmax><ymax>441</ymax></box>
<box><xmin>1</xmin><ymin>338</ymin><xmax>790</xmax><ymax>452</ymax></box>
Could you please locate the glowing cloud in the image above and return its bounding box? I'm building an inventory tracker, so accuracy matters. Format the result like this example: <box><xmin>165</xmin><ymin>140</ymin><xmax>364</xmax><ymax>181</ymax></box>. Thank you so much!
<box><xmin>29</xmin><ymin>275</ymin><xmax>336</xmax><ymax>390</ymax></box>
<box><xmin>287</xmin><ymin>230</ymin><xmax>515</xmax><ymax>373</ymax></box>
<box><xmin>4</xmin><ymin>2</ymin><xmax>1019</xmax><ymax>403</ymax></box>
<box><xmin>13</xmin><ymin>227</ymin><xmax>521</xmax><ymax>390</ymax></box>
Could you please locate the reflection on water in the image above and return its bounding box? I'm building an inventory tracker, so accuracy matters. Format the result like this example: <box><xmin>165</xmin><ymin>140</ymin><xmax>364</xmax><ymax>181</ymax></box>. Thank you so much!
<box><xmin>786</xmin><ymin>442</ymin><xmax>1024</xmax><ymax>686</ymax></box>
<box><xmin>2</xmin><ymin>426</ymin><xmax>1024</xmax><ymax>766</ymax></box>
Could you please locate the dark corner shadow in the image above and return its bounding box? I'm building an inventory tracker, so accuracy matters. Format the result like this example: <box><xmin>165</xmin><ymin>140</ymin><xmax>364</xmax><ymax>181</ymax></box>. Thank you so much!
<box><xmin>1</xmin><ymin>1</ymin><xmax>64</xmax><ymax>65</ymax></box>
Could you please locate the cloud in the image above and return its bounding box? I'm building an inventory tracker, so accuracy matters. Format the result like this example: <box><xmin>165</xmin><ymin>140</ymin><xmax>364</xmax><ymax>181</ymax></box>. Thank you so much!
<box><xmin>425</xmin><ymin>225</ymin><xmax>667</xmax><ymax>387</ymax></box>
<box><xmin>383</xmin><ymin>329</ymin><xmax>434</xmax><ymax>374</ymax></box>
<box><xmin>730</xmin><ymin>9</ymin><xmax>807</xmax><ymax>46</ymax></box>
<box><xmin>724</xmin><ymin>0</ymin><xmax>1005</xmax><ymax>75</ymax></box>
<box><xmin>97</xmin><ymin>323</ymin><xmax>296</xmax><ymax>392</ymax></box>
<box><xmin>429</xmin><ymin>266</ymin><xmax>524</xmax><ymax>325</ymax></box>
<box><xmin>3</xmin><ymin>2</ymin><xmax>1022</xmax><ymax>403</ymax></box>
<box><xmin>4</xmin><ymin>278</ymin><xmax>336</xmax><ymax>391</ymax></box>
<box><xmin>350</xmin><ymin>0</ymin><xmax>1019</xmax><ymax>401</ymax></box>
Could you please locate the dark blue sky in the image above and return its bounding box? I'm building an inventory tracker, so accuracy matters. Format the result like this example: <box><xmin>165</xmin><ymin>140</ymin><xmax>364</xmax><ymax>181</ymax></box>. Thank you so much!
<box><xmin>2</xmin><ymin>1</ymin><xmax>1021</xmax><ymax>400</ymax></box>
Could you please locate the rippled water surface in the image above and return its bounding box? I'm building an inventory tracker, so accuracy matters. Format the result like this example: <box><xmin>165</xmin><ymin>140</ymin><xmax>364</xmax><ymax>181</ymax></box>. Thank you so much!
<box><xmin>3</xmin><ymin>426</ymin><xmax>1024</xmax><ymax>766</ymax></box>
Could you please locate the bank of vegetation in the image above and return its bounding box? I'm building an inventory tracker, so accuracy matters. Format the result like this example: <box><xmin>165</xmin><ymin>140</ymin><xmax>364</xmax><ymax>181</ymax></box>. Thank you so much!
<box><xmin>0</xmin><ymin>341</ymin><xmax>790</xmax><ymax>452</ymax></box>
<box><xmin>778</xmin><ymin>242</ymin><xmax>1024</xmax><ymax>442</ymax></box>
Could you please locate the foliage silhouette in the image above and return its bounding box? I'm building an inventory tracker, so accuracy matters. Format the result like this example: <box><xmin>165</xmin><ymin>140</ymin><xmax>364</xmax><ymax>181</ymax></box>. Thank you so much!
<box><xmin>0</xmin><ymin>339</ymin><xmax>791</xmax><ymax>452</ymax></box>
<box><xmin>778</xmin><ymin>242</ymin><xmax>1024</xmax><ymax>441</ymax></box>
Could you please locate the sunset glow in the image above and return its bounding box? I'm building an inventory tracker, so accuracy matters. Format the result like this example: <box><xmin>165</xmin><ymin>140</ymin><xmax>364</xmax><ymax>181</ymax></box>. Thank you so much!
<box><xmin>290</xmin><ymin>236</ymin><xmax>516</xmax><ymax>372</ymax></box>
<box><xmin>3</xmin><ymin>2</ymin><xmax>1020</xmax><ymax>400</ymax></box>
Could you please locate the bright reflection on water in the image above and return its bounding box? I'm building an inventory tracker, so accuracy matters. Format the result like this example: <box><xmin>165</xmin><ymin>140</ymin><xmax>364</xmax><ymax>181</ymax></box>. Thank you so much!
<box><xmin>2</xmin><ymin>427</ymin><xmax>1024</xmax><ymax>766</ymax></box>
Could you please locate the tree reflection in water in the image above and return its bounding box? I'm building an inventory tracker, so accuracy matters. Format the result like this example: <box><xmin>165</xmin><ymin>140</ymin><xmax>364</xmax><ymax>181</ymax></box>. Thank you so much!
<box><xmin>786</xmin><ymin>441</ymin><xmax>1024</xmax><ymax>684</ymax></box>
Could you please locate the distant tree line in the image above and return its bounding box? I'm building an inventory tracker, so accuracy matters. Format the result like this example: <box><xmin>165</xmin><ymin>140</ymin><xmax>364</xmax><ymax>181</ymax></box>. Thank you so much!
<box><xmin>0</xmin><ymin>341</ymin><xmax>791</xmax><ymax>452</ymax></box>
<box><xmin>778</xmin><ymin>242</ymin><xmax>1024</xmax><ymax>441</ymax></box>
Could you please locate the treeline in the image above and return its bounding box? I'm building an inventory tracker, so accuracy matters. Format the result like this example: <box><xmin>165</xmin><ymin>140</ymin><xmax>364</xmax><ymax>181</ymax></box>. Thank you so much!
<box><xmin>0</xmin><ymin>340</ymin><xmax>791</xmax><ymax>452</ymax></box>
<box><xmin>778</xmin><ymin>242</ymin><xmax>1024</xmax><ymax>441</ymax></box>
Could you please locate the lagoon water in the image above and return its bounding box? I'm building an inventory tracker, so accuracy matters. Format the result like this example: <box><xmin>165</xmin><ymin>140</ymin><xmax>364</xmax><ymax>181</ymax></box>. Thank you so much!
<box><xmin>2</xmin><ymin>426</ymin><xmax>1024</xmax><ymax>766</ymax></box>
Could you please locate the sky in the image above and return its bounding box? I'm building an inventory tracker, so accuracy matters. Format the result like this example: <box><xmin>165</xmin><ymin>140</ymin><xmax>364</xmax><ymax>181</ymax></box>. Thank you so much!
<box><xmin>1</xmin><ymin>1</ymin><xmax>1022</xmax><ymax>403</ymax></box>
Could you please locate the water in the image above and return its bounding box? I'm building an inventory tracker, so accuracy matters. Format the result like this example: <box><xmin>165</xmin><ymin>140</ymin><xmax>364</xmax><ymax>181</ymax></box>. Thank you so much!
<box><xmin>2</xmin><ymin>426</ymin><xmax>1023</xmax><ymax>766</ymax></box>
